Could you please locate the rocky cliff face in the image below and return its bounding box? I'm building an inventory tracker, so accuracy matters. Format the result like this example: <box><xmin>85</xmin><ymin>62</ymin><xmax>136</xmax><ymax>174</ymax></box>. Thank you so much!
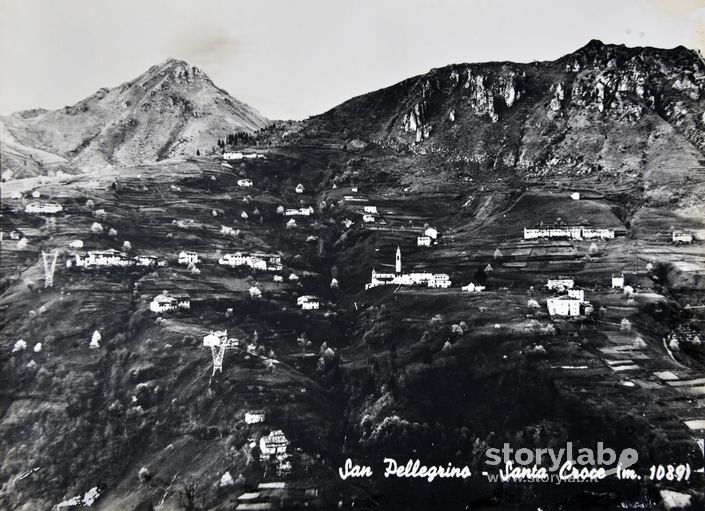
<box><xmin>0</xmin><ymin>59</ymin><xmax>269</xmax><ymax>179</ymax></box>
<box><xmin>306</xmin><ymin>40</ymin><xmax>705</xmax><ymax>178</ymax></box>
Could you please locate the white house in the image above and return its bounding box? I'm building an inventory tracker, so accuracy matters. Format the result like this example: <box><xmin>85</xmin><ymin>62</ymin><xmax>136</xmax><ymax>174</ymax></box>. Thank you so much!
<box><xmin>150</xmin><ymin>293</ymin><xmax>190</xmax><ymax>313</ymax></box>
<box><xmin>546</xmin><ymin>277</ymin><xmax>574</xmax><ymax>290</ymax></box>
<box><xmin>245</xmin><ymin>411</ymin><xmax>265</xmax><ymax>424</ymax></box>
<box><xmin>203</xmin><ymin>330</ymin><xmax>228</xmax><ymax>347</ymax></box>
<box><xmin>297</xmin><ymin>295</ymin><xmax>320</xmax><ymax>310</ymax></box>
<box><xmin>462</xmin><ymin>282</ymin><xmax>486</xmax><ymax>292</ymax></box>
<box><xmin>363</xmin><ymin>205</ymin><xmax>377</xmax><ymax>214</ymax></box>
<box><xmin>178</xmin><ymin>251</ymin><xmax>200</xmax><ymax>265</ymax></box>
<box><xmin>581</xmin><ymin>228</ymin><xmax>615</xmax><ymax>239</ymax></box>
<box><xmin>248</xmin><ymin>256</ymin><xmax>267</xmax><ymax>271</ymax></box>
<box><xmin>25</xmin><ymin>202</ymin><xmax>63</xmax><ymax>214</ymax></box>
<box><xmin>259</xmin><ymin>430</ymin><xmax>289</xmax><ymax>460</ymax></box>
<box><xmin>567</xmin><ymin>288</ymin><xmax>585</xmax><ymax>302</ymax></box>
<box><xmin>273</xmin><ymin>275</ymin><xmax>284</xmax><ymax>282</ymax></box>
<box><xmin>424</xmin><ymin>227</ymin><xmax>438</xmax><ymax>239</ymax></box>
<box><xmin>570</xmin><ymin>192</ymin><xmax>581</xmax><ymax>200</ymax></box>
<box><xmin>428</xmin><ymin>274</ymin><xmax>451</xmax><ymax>288</ymax></box>
<box><xmin>611</xmin><ymin>275</ymin><xmax>625</xmax><ymax>289</ymax></box>
<box><xmin>673</xmin><ymin>231</ymin><xmax>693</xmax><ymax>244</ymax></box>
<box><xmin>295</xmin><ymin>183</ymin><xmax>305</xmax><ymax>194</ymax></box>
<box><xmin>417</xmin><ymin>236</ymin><xmax>432</xmax><ymax>247</ymax></box>
<box><xmin>219</xmin><ymin>252</ymin><xmax>248</xmax><ymax>267</ymax></box>
<box><xmin>31</xmin><ymin>191</ymin><xmax>41</xmax><ymax>198</ymax></box>
<box><xmin>134</xmin><ymin>255</ymin><xmax>160</xmax><ymax>267</ymax></box>
<box><xmin>362</xmin><ymin>214</ymin><xmax>375</xmax><ymax>223</ymax></box>
<box><xmin>223</xmin><ymin>152</ymin><xmax>244</xmax><ymax>160</ymax></box>
<box><xmin>284</xmin><ymin>206</ymin><xmax>314</xmax><ymax>216</ymax></box>
<box><xmin>351</xmin><ymin>186</ymin><xmax>358</xmax><ymax>192</ymax></box>
<box><xmin>547</xmin><ymin>296</ymin><xmax>583</xmax><ymax>317</ymax></box>
<box><xmin>237</xmin><ymin>179</ymin><xmax>253</xmax><ymax>187</ymax></box>
<box><xmin>68</xmin><ymin>240</ymin><xmax>84</xmax><ymax>249</ymax></box>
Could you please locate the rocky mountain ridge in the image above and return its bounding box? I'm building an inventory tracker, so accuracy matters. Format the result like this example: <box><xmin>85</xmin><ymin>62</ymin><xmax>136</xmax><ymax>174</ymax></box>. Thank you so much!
<box><xmin>297</xmin><ymin>41</ymin><xmax>705</xmax><ymax>182</ymax></box>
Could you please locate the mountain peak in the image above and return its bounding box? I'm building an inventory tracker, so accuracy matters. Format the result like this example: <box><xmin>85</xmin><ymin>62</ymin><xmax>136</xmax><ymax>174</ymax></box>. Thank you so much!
<box><xmin>140</xmin><ymin>58</ymin><xmax>208</xmax><ymax>86</ymax></box>
<box><xmin>1</xmin><ymin>57</ymin><xmax>269</xmax><ymax>177</ymax></box>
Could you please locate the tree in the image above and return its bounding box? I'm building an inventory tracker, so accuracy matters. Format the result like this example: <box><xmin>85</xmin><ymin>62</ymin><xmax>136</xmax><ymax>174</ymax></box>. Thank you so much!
<box><xmin>177</xmin><ymin>478</ymin><xmax>200</xmax><ymax>511</ymax></box>
<box><xmin>297</xmin><ymin>333</ymin><xmax>312</xmax><ymax>354</ymax></box>
<box><xmin>620</xmin><ymin>318</ymin><xmax>632</xmax><ymax>332</ymax></box>
<box><xmin>196</xmin><ymin>149</ymin><xmax>200</xmax><ymax>156</ymax></box>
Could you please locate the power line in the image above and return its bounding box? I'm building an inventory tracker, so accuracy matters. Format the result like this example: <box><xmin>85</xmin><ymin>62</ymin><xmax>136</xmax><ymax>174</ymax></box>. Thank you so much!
<box><xmin>41</xmin><ymin>249</ymin><xmax>58</xmax><ymax>288</ymax></box>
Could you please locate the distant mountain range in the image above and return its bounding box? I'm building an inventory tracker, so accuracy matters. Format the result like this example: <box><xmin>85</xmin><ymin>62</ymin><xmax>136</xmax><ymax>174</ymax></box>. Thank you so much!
<box><xmin>0</xmin><ymin>59</ymin><xmax>268</xmax><ymax>179</ymax></box>
<box><xmin>2</xmin><ymin>41</ymin><xmax>704</xmax><ymax>184</ymax></box>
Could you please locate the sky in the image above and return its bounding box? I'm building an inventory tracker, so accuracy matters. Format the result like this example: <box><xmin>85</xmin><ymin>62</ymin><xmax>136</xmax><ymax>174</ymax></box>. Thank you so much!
<box><xmin>1</xmin><ymin>0</ymin><xmax>704</xmax><ymax>120</ymax></box>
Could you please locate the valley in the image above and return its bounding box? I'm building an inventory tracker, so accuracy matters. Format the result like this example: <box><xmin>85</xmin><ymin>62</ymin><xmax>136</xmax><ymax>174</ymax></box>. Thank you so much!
<box><xmin>1</xmin><ymin>40</ymin><xmax>705</xmax><ymax>510</ymax></box>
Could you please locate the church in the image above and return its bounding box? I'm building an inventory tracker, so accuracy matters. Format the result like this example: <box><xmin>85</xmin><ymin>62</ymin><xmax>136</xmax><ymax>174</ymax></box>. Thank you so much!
<box><xmin>365</xmin><ymin>247</ymin><xmax>451</xmax><ymax>290</ymax></box>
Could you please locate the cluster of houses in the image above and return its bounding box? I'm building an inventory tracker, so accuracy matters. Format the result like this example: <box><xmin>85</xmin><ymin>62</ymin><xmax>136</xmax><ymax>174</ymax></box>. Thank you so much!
<box><xmin>237</xmin><ymin>179</ymin><xmax>253</xmax><ymax>187</ymax></box>
<box><xmin>524</xmin><ymin>226</ymin><xmax>694</xmax><ymax>244</ymax></box>
<box><xmin>259</xmin><ymin>430</ymin><xmax>290</xmax><ymax>462</ymax></box>
<box><xmin>67</xmin><ymin>250</ymin><xmax>166</xmax><ymax>269</ymax></box>
<box><xmin>523</xmin><ymin>226</ymin><xmax>615</xmax><ymax>240</ymax></box>
<box><xmin>543</xmin><ymin>274</ymin><xmax>633</xmax><ymax>317</ymax></box>
<box><xmin>219</xmin><ymin>252</ymin><xmax>283</xmax><ymax>272</ymax></box>
<box><xmin>366</xmin><ymin>247</ymin><xmax>451</xmax><ymax>290</ymax></box>
<box><xmin>543</xmin><ymin>276</ymin><xmax>601</xmax><ymax>317</ymax></box>
<box><xmin>149</xmin><ymin>292</ymin><xmax>191</xmax><ymax>313</ymax></box>
<box><xmin>25</xmin><ymin>202</ymin><xmax>63</xmax><ymax>214</ymax></box>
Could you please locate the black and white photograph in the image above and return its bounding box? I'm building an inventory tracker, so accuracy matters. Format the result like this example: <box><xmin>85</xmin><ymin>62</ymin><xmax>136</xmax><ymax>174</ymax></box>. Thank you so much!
<box><xmin>1</xmin><ymin>1</ymin><xmax>705</xmax><ymax>509</ymax></box>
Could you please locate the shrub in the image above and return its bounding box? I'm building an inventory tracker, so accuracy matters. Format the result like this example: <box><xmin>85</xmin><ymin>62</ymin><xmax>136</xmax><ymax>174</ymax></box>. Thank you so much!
<box><xmin>138</xmin><ymin>466</ymin><xmax>151</xmax><ymax>483</ymax></box>
<box><xmin>645</xmin><ymin>188</ymin><xmax>674</xmax><ymax>206</ymax></box>
<box><xmin>633</xmin><ymin>336</ymin><xmax>647</xmax><ymax>349</ymax></box>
